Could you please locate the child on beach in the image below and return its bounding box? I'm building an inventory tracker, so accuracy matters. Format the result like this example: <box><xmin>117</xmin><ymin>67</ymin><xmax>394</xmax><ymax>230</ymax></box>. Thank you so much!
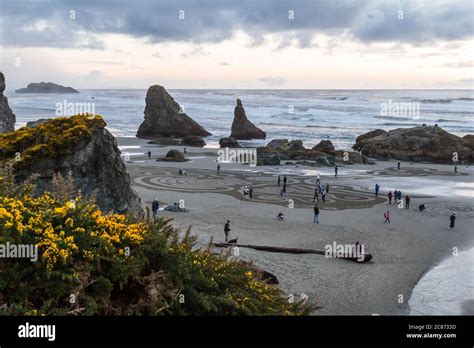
<box><xmin>384</xmin><ymin>210</ymin><xmax>391</xmax><ymax>223</ymax></box>
<box><xmin>375</xmin><ymin>183</ymin><xmax>380</xmax><ymax>197</ymax></box>
<box><xmin>217</xmin><ymin>163</ymin><xmax>221</xmax><ymax>175</ymax></box>
<box><xmin>388</xmin><ymin>191</ymin><xmax>393</xmax><ymax>204</ymax></box>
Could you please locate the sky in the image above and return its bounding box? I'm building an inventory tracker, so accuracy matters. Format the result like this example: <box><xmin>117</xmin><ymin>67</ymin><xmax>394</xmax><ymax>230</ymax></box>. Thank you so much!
<box><xmin>0</xmin><ymin>0</ymin><xmax>473</xmax><ymax>89</ymax></box>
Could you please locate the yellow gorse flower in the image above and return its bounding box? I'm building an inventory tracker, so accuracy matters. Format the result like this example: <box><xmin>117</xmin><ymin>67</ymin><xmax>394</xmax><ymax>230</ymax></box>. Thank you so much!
<box><xmin>0</xmin><ymin>194</ymin><xmax>149</xmax><ymax>270</ymax></box>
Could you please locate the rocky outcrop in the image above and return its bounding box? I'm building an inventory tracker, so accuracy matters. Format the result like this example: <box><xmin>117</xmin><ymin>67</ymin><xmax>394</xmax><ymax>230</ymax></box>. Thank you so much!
<box><xmin>0</xmin><ymin>72</ymin><xmax>16</xmax><ymax>133</ymax></box>
<box><xmin>15</xmin><ymin>82</ymin><xmax>79</xmax><ymax>93</ymax></box>
<box><xmin>353</xmin><ymin>129</ymin><xmax>387</xmax><ymax>148</ymax></box>
<box><xmin>136</xmin><ymin>85</ymin><xmax>211</xmax><ymax>139</ymax></box>
<box><xmin>0</xmin><ymin>115</ymin><xmax>143</xmax><ymax>215</ymax></box>
<box><xmin>156</xmin><ymin>149</ymin><xmax>187</xmax><ymax>162</ymax></box>
<box><xmin>353</xmin><ymin>126</ymin><xmax>473</xmax><ymax>164</ymax></box>
<box><xmin>312</xmin><ymin>140</ymin><xmax>335</xmax><ymax>155</ymax></box>
<box><xmin>266</xmin><ymin>139</ymin><xmax>289</xmax><ymax>151</ymax></box>
<box><xmin>26</xmin><ymin>118</ymin><xmax>52</xmax><ymax>128</ymax></box>
<box><xmin>181</xmin><ymin>135</ymin><xmax>206</xmax><ymax>147</ymax></box>
<box><xmin>230</xmin><ymin>99</ymin><xmax>266</xmax><ymax>140</ymax></box>
<box><xmin>334</xmin><ymin>150</ymin><xmax>373</xmax><ymax>164</ymax></box>
<box><xmin>288</xmin><ymin>140</ymin><xmax>304</xmax><ymax>152</ymax></box>
<box><xmin>257</xmin><ymin>139</ymin><xmax>335</xmax><ymax>166</ymax></box>
<box><xmin>219</xmin><ymin>137</ymin><xmax>241</xmax><ymax>148</ymax></box>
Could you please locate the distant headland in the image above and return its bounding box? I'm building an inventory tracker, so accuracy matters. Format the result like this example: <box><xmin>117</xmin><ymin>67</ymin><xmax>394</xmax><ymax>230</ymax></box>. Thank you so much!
<box><xmin>15</xmin><ymin>82</ymin><xmax>79</xmax><ymax>94</ymax></box>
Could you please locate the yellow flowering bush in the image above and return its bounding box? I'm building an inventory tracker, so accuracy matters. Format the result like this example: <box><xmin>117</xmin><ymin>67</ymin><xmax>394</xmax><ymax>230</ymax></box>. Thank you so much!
<box><xmin>0</xmin><ymin>194</ymin><xmax>148</xmax><ymax>271</ymax></box>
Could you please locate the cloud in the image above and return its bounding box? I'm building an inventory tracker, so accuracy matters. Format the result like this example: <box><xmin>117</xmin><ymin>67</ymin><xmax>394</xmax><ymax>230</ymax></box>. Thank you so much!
<box><xmin>219</xmin><ymin>61</ymin><xmax>231</xmax><ymax>66</ymax></box>
<box><xmin>181</xmin><ymin>45</ymin><xmax>209</xmax><ymax>57</ymax></box>
<box><xmin>258</xmin><ymin>76</ymin><xmax>287</xmax><ymax>86</ymax></box>
<box><xmin>152</xmin><ymin>52</ymin><xmax>162</xmax><ymax>58</ymax></box>
<box><xmin>87</xmin><ymin>69</ymin><xmax>104</xmax><ymax>79</ymax></box>
<box><xmin>440</xmin><ymin>61</ymin><xmax>473</xmax><ymax>68</ymax></box>
<box><xmin>0</xmin><ymin>0</ymin><xmax>472</xmax><ymax>50</ymax></box>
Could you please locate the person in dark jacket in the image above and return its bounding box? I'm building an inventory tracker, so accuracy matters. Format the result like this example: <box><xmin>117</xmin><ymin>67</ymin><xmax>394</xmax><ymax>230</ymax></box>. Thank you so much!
<box><xmin>388</xmin><ymin>191</ymin><xmax>393</xmax><ymax>204</ymax></box>
<box><xmin>449</xmin><ymin>213</ymin><xmax>456</xmax><ymax>229</ymax></box>
<box><xmin>224</xmin><ymin>220</ymin><xmax>231</xmax><ymax>242</ymax></box>
<box><xmin>152</xmin><ymin>198</ymin><xmax>159</xmax><ymax>220</ymax></box>
<box><xmin>405</xmin><ymin>195</ymin><xmax>411</xmax><ymax>209</ymax></box>
<box><xmin>313</xmin><ymin>205</ymin><xmax>320</xmax><ymax>223</ymax></box>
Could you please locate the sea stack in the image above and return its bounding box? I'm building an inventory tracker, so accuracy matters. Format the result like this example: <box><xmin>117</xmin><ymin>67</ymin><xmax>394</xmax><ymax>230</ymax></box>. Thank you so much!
<box><xmin>136</xmin><ymin>85</ymin><xmax>211</xmax><ymax>139</ymax></box>
<box><xmin>0</xmin><ymin>72</ymin><xmax>16</xmax><ymax>133</ymax></box>
<box><xmin>230</xmin><ymin>99</ymin><xmax>266</xmax><ymax>140</ymax></box>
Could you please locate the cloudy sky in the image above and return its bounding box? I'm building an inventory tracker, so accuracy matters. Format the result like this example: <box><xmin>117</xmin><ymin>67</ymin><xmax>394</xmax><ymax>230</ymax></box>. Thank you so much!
<box><xmin>0</xmin><ymin>0</ymin><xmax>472</xmax><ymax>89</ymax></box>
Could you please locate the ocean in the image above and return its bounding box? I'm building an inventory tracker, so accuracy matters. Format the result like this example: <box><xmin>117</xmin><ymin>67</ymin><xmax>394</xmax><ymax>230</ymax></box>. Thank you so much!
<box><xmin>409</xmin><ymin>247</ymin><xmax>474</xmax><ymax>315</ymax></box>
<box><xmin>6</xmin><ymin>89</ymin><xmax>474</xmax><ymax>149</ymax></box>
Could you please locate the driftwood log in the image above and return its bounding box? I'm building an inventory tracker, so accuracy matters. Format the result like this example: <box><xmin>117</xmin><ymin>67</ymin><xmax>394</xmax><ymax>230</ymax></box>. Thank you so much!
<box><xmin>212</xmin><ymin>243</ymin><xmax>372</xmax><ymax>263</ymax></box>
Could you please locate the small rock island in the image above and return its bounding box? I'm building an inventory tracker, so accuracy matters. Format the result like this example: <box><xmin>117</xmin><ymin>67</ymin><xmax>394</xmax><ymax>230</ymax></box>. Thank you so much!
<box><xmin>15</xmin><ymin>82</ymin><xmax>79</xmax><ymax>94</ymax></box>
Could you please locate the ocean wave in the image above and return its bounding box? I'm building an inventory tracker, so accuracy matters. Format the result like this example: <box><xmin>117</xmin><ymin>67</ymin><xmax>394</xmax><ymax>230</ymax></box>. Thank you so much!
<box><xmin>374</xmin><ymin>115</ymin><xmax>415</xmax><ymax>121</ymax></box>
<box><xmin>411</xmin><ymin>97</ymin><xmax>474</xmax><ymax>104</ymax></box>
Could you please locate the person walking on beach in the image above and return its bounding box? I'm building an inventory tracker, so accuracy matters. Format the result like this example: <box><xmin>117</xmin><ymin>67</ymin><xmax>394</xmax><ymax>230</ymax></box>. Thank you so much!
<box><xmin>375</xmin><ymin>183</ymin><xmax>380</xmax><ymax>197</ymax></box>
<box><xmin>147</xmin><ymin>151</ymin><xmax>152</xmax><ymax>159</ymax></box>
<box><xmin>397</xmin><ymin>161</ymin><xmax>401</xmax><ymax>171</ymax></box>
<box><xmin>316</xmin><ymin>173</ymin><xmax>321</xmax><ymax>186</ymax></box>
<box><xmin>183</xmin><ymin>147</ymin><xmax>187</xmax><ymax>155</ymax></box>
<box><xmin>322</xmin><ymin>191</ymin><xmax>326</xmax><ymax>203</ymax></box>
<box><xmin>454</xmin><ymin>163</ymin><xmax>458</xmax><ymax>175</ymax></box>
<box><xmin>283</xmin><ymin>175</ymin><xmax>288</xmax><ymax>185</ymax></box>
<box><xmin>388</xmin><ymin>191</ymin><xmax>393</xmax><ymax>204</ymax></box>
<box><xmin>277</xmin><ymin>175</ymin><xmax>281</xmax><ymax>187</ymax></box>
<box><xmin>217</xmin><ymin>163</ymin><xmax>221</xmax><ymax>175</ymax></box>
<box><xmin>334</xmin><ymin>165</ymin><xmax>338</xmax><ymax>178</ymax></box>
<box><xmin>449</xmin><ymin>213</ymin><xmax>456</xmax><ymax>229</ymax></box>
<box><xmin>384</xmin><ymin>210</ymin><xmax>391</xmax><ymax>223</ymax></box>
<box><xmin>281</xmin><ymin>184</ymin><xmax>288</xmax><ymax>199</ymax></box>
<box><xmin>151</xmin><ymin>198</ymin><xmax>159</xmax><ymax>220</ymax></box>
<box><xmin>405</xmin><ymin>195</ymin><xmax>411</xmax><ymax>210</ymax></box>
<box><xmin>325</xmin><ymin>183</ymin><xmax>330</xmax><ymax>193</ymax></box>
<box><xmin>313</xmin><ymin>205</ymin><xmax>320</xmax><ymax>223</ymax></box>
<box><xmin>224</xmin><ymin>220</ymin><xmax>231</xmax><ymax>242</ymax></box>
<box><xmin>312</xmin><ymin>187</ymin><xmax>319</xmax><ymax>202</ymax></box>
<box><xmin>249</xmin><ymin>186</ymin><xmax>253</xmax><ymax>199</ymax></box>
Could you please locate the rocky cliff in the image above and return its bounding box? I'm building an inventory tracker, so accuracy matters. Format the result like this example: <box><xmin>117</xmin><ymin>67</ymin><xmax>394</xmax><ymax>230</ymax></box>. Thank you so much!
<box><xmin>0</xmin><ymin>114</ymin><xmax>143</xmax><ymax>215</ymax></box>
<box><xmin>136</xmin><ymin>85</ymin><xmax>211</xmax><ymax>139</ymax></box>
<box><xmin>230</xmin><ymin>99</ymin><xmax>266</xmax><ymax>140</ymax></box>
<box><xmin>353</xmin><ymin>126</ymin><xmax>473</xmax><ymax>164</ymax></box>
<box><xmin>0</xmin><ymin>72</ymin><xmax>16</xmax><ymax>133</ymax></box>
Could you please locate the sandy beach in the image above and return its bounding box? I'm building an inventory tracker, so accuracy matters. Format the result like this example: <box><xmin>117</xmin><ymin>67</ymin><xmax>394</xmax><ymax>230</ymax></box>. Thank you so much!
<box><xmin>118</xmin><ymin>138</ymin><xmax>474</xmax><ymax>315</ymax></box>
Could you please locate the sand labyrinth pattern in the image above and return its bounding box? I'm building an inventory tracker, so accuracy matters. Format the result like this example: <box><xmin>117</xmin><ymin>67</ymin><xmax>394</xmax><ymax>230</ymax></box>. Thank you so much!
<box><xmin>130</xmin><ymin>167</ymin><xmax>385</xmax><ymax>210</ymax></box>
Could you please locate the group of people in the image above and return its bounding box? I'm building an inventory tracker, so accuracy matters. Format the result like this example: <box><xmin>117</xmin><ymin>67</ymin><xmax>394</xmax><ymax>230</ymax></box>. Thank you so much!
<box><xmin>387</xmin><ymin>189</ymin><xmax>403</xmax><ymax>204</ymax></box>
